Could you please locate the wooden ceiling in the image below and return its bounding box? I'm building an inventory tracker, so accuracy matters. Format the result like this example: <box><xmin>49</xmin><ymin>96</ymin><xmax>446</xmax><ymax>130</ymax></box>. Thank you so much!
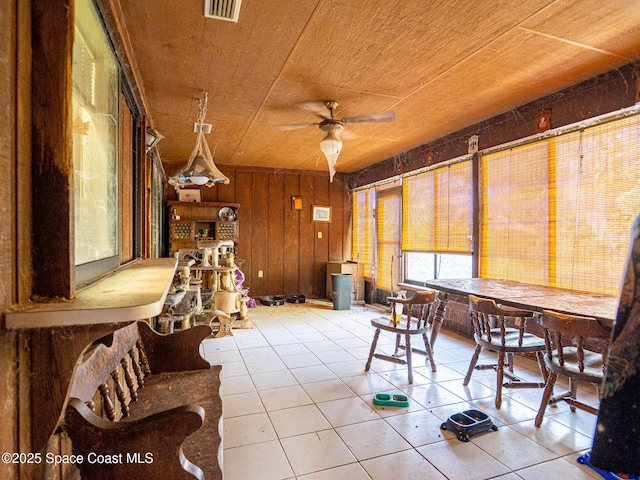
<box><xmin>117</xmin><ymin>0</ymin><xmax>640</xmax><ymax>178</ymax></box>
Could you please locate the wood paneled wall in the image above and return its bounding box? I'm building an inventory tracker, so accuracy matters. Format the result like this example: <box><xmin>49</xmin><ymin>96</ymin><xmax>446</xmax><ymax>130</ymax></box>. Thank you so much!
<box><xmin>168</xmin><ymin>167</ymin><xmax>352</xmax><ymax>299</ymax></box>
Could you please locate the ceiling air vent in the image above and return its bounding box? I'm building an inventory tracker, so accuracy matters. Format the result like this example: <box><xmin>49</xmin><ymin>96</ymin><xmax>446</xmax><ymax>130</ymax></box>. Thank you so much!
<box><xmin>204</xmin><ymin>0</ymin><xmax>242</xmax><ymax>22</ymax></box>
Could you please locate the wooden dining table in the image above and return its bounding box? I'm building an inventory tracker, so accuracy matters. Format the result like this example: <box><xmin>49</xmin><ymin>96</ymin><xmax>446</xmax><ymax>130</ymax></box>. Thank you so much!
<box><xmin>422</xmin><ymin>278</ymin><xmax>620</xmax><ymax>346</ymax></box>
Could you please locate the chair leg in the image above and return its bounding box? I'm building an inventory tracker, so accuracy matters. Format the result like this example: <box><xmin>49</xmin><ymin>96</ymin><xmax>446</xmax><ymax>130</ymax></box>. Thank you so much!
<box><xmin>495</xmin><ymin>351</ymin><xmax>505</xmax><ymax>409</ymax></box>
<box><xmin>569</xmin><ymin>377</ymin><xmax>578</xmax><ymax>412</ymax></box>
<box><xmin>506</xmin><ymin>352</ymin><xmax>514</xmax><ymax>374</ymax></box>
<box><xmin>405</xmin><ymin>334</ymin><xmax>413</xmax><ymax>384</ymax></box>
<box><xmin>421</xmin><ymin>333</ymin><xmax>437</xmax><ymax>372</ymax></box>
<box><xmin>365</xmin><ymin>329</ymin><xmax>381</xmax><ymax>372</ymax></box>
<box><xmin>393</xmin><ymin>333</ymin><xmax>403</xmax><ymax>357</ymax></box>
<box><xmin>535</xmin><ymin>371</ymin><xmax>558</xmax><ymax>427</ymax></box>
<box><xmin>463</xmin><ymin>345</ymin><xmax>482</xmax><ymax>386</ymax></box>
<box><xmin>535</xmin><ymin>351</ymin><xmax>548</xmax><ymax>382</ymax></box>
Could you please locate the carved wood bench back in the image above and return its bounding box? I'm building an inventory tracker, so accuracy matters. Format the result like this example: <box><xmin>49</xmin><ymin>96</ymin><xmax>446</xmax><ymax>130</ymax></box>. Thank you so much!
<box><xmin>68</xmin><ymin>322</ymin><xmax>151</xmax><ymax>421</ymax></box>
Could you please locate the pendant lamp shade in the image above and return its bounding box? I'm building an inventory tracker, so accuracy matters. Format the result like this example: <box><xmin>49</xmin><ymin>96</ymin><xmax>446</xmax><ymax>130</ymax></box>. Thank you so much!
<box><xmin>168</xmin><ymin>92</ymin><xmax>230</xmax><ymax>188</ymax></box>
<box><xmin>319</xmin><ymin>123</ymin><xmax>343</xmax><ymax>182</ymax></box>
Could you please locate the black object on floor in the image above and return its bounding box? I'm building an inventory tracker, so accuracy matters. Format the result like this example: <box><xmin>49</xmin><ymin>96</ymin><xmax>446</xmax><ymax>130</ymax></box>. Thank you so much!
<box><xmin>286</xmin><ymin>294</ymin><xmax>306</xmax><ymax>304</ymax></box>
<box><xmin>260</xmin><ymin>295</ymin><xmax>285</xmax><ymax>306</ymax></box>
<box><xmin>440</xmin><ymin>409</ymin><xmax>498</xmax><ymax>442</ymax></box>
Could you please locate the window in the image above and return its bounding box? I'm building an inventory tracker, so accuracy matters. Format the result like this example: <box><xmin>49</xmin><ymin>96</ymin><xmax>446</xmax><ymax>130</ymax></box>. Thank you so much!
<box><xmin>354</xmin><ymin>109</ymin><xmax>640</xmax><ymax>300</ymax></box>
<box><xmin>73</xmin><ymin>0</ymin><xmax>120</xmax><ymax>284</ymax></box>
<box><xmin>480</xmin><ymin>112</ymin><xmax>640</xmax><ymax>295</ymax></box>
<box><xmin>402</xmin><ymin>158</ymin><xmax>473</xmax><ymax>284</ymax></box>
<box><xmin>405</xmin><ymin>252</ymin><xmax>473</xmax><ymax>284</ymax></box>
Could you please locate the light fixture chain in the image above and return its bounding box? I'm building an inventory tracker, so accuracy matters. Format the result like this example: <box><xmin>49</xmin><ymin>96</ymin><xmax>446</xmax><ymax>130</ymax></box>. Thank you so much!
<box><xmin>198</xmin><ymin>91</ymin><xmax>209</xmax><ymax>125</ymax></box>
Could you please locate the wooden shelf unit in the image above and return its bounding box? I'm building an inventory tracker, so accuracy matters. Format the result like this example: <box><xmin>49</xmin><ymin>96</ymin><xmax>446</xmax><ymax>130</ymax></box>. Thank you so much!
<box><xmin>168</xmin><ymin>201</ymin><xmax>240</xmax><ymax>255</ymax></box>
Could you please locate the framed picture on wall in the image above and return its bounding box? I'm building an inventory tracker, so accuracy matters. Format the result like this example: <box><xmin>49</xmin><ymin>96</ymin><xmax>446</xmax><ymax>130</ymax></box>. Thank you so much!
<box><xmin>312</xmin><ymin>205</ymin><xmax>332</xmax><ymax>223</ymax></box>
<box><xmin>178</xmin><ymin>189</ymin><xmax>201</xmax><ymax>202</ymax></box>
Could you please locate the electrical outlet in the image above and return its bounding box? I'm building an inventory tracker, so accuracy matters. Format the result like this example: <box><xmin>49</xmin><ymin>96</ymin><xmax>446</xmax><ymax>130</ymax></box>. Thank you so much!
<box><xmin>317</xmin><ymin>231</ymin><xmax>322</xmax><ymax>238</ymax></box>
<box><xmin>258</xmin><ymin>270</ymin><xmax>263</xmax><ymax>278</ymax></box>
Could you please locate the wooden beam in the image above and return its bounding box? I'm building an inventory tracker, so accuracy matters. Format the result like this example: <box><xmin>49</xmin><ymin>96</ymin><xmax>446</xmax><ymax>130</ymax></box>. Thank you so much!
<box><xmin>31</xmin><ymin>0</ymin><xmax>74</xmax><ymax>298</ymax></box>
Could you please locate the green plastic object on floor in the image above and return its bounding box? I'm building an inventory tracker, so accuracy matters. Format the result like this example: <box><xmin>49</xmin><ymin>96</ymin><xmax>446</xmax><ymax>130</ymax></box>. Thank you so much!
<box><xmin>373</xmin><ymin>393</ymin><xmax>410</xmax><ymax>407</ymax></box>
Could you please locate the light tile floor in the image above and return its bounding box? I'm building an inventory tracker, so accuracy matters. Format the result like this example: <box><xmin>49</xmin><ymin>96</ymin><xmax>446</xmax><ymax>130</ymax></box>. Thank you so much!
<box><xmin>200</xmin><ymin>300</ymin><xmax>604</xmax><ymax>480</ymax></box>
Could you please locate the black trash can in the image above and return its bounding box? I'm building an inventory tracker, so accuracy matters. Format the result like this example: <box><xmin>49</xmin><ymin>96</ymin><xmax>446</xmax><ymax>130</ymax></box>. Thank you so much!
<box><xmin>331</xmin><ymin>273</ymin><xmax>353</xmax><ymax>310</ymax></box>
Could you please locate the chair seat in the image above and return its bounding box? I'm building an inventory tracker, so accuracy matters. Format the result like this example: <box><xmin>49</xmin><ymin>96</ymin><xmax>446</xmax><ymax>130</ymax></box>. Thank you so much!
<box><xmin>545</xmin><ymin>348</ymin><xmax>605</xmax><ymax>379</ymax></box>
<box><xmin>476</xmin><ymin>330</ymin><xmax>546</xmax><ymax>352</ymax></box>
<box><xmin>370</xmin><ymin>316</ymin><xmax>430</xmax><ymax>334</ymax></box>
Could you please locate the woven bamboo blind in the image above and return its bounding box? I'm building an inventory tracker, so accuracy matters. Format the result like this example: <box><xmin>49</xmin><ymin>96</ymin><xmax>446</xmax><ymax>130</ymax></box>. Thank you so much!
<box><xmin>376</xmin><ymin>181</ymin><xmax>401</xmax><ymax>291</ymax></box>
<box><xmin>480</xmin><ymin>113</ymin><xmax>640</xmax><ymax>295</ymax></box>
<box><xmin>403</xmin><ymin>160</ymin><xmax>472</xmax><ymax>253</ymax></box>
<box><xmin>352</xmin><ymin>188</ymin><xmax>375</xmax><ymax>277</ymax></box>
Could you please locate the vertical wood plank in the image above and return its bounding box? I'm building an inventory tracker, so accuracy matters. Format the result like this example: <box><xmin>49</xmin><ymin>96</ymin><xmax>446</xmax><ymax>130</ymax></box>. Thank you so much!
<box><xmin>200</xmin><ymin>185</ymin><xmax>218</xmax><ymax>203</ymax></box>
<box><xmin>217</xmin><ymin>167</ymin><xmax>235</xmax><ymax>204</ymax></box>
<box><xmin>313</xmin><ymin>176</ymin><xmax>330</xmax><ymax>298</ymax></box>
<box><xmin>299</xmin><ymin>175</ymin><xmax>315</xmax><ymax>297</ymax></box>
<box><xmin>328</xmin><ymin>175</ymin><xmax>346</xmax><ymax>262</ymax></box>
<box><xmin>267</xmin><ymin>172</ymin><xmax>284</xmax><ymax>295</ymax></box>
<box><xmin>235</xmin><ymin>170</ymin><xmax>254</xmax><ymax>290</ymax></box>
<box><xmin>251</xmin><ymin>173</ymin><xmax>269</xmax><ymax>296</ymax></box>
<box><xmin>283</xmin><ymin>174</ymin><xmax>301</xmax><ymax>295</ymax></box>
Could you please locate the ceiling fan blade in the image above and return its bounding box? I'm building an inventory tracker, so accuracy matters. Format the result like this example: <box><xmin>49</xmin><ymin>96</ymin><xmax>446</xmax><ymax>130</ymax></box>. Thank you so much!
<box><xmin>341</xmin><ymin>111</ymin><xmax>396</xmax><ymax>124</ymax></box>
<box><xmin>296</xmin><ymin>101</ymin><xmax>332</xmax><ymax>120</ymax></box>
<box><xmin>276</xmin><ymin>122</ymin><xmax>320</xmax><ymax>131</ymax></box>
<box><xmin>341</xmin><ymin>129</ymin><xmax>358</xmax><ymax>140</ymax></box>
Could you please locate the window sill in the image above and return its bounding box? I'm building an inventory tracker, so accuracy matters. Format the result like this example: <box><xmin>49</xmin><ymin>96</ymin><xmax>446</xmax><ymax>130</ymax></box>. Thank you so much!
<box><xmin>398</xmin><ymin>282</ymin><xmax>432</xmax><ymax>291</ymax></box>
<box><xmin>5</xmin><ymin>258</ymin><xmax>177</xmax><ymax>329</ymax></box>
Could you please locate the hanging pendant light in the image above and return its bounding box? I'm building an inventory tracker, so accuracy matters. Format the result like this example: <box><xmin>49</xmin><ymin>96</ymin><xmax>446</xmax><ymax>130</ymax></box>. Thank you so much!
<box><xmin>319</xmin><ymin>122</ymin><xmax>343</xmax><ymax>183</ymax></box>
<box><xmin>168</xmin><ymin>92</ymin><xmax>230</xmax><ymax>188</ymax></box>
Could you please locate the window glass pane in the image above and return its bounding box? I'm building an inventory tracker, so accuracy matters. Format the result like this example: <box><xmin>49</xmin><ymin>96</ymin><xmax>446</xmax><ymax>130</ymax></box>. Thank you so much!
<box><xmin>73</xmin><ymin>0</ymin><xmax>119</xmax><ymax>268</ymax></box>
<box><xmin>405</xmin><ymin>252</ymin><xmax>435</xmax><ymax>282</ymax></box>
<box><xmin>405</xmin><ymin>252</ymin><xmax>472</xmax><ymax>282</ymax></box>
<box><xmin>436</xmin><ymin>254</ymin><xmax>473</xmax><ymax>279</ymax></box>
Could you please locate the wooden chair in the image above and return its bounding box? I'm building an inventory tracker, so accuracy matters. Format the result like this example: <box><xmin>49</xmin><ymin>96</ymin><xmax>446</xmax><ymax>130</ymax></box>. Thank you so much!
<box><xmin>365</xmin><ymin>290</ymin><xmax>438</xmax><ymax>384</ymax></box>
<box><xmin>464</xmin><ymin>295</ymin><xmax>548</xmax><ymax>409</ymax></box>
<box><xmin>534</xmin><ymin>310</ymin><xmax>610</xmax><ymax>427</ymax></box>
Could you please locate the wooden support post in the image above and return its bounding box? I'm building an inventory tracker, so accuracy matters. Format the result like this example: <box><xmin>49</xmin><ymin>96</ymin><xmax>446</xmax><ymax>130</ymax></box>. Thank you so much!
<box><xmin>31</xmin><ymin>0</ymin><xmax>75</xmax><ymax>299</ymax></box>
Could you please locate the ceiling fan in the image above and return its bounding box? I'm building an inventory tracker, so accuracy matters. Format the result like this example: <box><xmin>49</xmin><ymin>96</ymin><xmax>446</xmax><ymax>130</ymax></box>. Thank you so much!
<box><xmin>278</xmin><ymin>100</ymin><xmax>396</xmax><ymax>182</ymax></box>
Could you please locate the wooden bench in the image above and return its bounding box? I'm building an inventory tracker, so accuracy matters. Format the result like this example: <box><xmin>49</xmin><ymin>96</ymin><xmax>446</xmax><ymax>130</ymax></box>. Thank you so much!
<box><xmin>62</xmin><ymin>320</ymin><xmax>222</xmax><ymax>479</ymax></box>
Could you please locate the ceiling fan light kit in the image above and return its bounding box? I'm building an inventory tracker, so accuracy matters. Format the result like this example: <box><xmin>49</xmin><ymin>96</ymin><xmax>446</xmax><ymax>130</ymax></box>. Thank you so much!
<box><xmin>319</xmin><ymin>122</ymin><xmax>343</xmax><ymax>182</ymax></box>
<box><xmin>168</xmin><ymin>92</ymin><xmax>230</xmax><ymax>188</ymax></box>
<box><xmin>278</xmin><ymin>100</ymin><xmax>395</xmax><ymax>183</ymax></box>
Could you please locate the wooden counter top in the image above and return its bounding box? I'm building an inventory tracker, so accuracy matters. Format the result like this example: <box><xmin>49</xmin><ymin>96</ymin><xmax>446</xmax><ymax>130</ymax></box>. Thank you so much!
<box><xmin>5</xmin><ymin>257</ymin><xmax>177</xmax><ymax>329</ymax></box>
